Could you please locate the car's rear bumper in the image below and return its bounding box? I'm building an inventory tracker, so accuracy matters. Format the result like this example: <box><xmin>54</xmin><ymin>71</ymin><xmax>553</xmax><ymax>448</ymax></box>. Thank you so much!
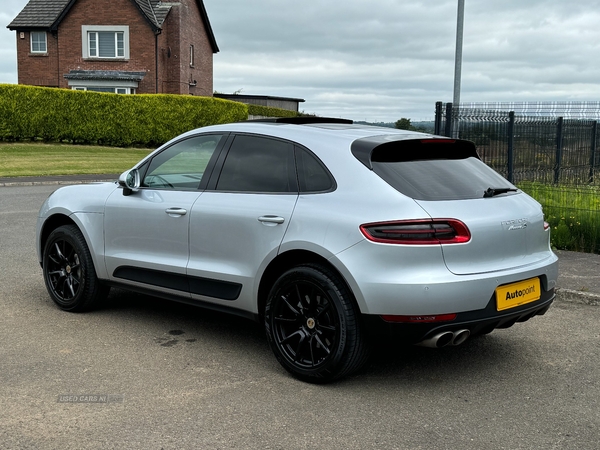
<box><xmin>362</xmin><ymin>287</ymin><xmax>555</xmax><ymax>344</ymax></box>
<box><xmin>333</xmin><ymin>240</ymin><xmax>558</xmax><ymax>315</ymax></box>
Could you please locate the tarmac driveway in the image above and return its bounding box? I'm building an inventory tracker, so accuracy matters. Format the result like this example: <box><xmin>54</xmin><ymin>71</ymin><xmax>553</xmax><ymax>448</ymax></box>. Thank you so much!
<box><xmin>1</xmin><ymin>184</ymin><xmax>599</xmax><ymax>449</ymax></box>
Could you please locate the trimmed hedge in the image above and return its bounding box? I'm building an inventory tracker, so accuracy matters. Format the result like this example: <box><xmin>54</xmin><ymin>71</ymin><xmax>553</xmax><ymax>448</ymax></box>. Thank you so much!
<box><xmin>0</xmin><ymin>84</ymin><xmax>248</xmax><ymax>147</ymax></box>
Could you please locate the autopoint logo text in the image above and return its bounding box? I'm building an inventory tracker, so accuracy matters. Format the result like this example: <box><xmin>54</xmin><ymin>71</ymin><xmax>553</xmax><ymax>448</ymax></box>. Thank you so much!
<box><xmin>505</xmin><ymin>284</ymin><xmax>536</xmax><ymax>300</ymax></box>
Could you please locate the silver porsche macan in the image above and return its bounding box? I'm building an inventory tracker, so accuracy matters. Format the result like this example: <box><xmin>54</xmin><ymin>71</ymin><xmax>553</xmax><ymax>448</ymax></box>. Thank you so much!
<box><xmin>36</xmin><ymin>118</ymin><xmax>558</xmax><ymax>382</ymax></box>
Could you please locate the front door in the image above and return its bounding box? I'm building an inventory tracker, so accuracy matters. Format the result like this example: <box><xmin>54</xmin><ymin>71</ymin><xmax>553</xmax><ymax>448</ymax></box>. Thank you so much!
<box><xmin>104</xmin><ymin>134</ymin><xmax>225</xmax><ymax>297</ymax></box>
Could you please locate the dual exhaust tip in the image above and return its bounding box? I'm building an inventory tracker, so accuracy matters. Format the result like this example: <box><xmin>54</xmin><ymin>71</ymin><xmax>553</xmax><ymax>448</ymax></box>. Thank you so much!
<box><xmin>418</xmin><ymin>329</ymin><xmax>470</xmax><ymax>348</ymax></box>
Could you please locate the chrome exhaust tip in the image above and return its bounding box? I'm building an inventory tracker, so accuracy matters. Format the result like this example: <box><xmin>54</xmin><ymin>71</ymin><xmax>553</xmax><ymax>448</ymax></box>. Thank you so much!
<box><xmin>417</xmin><ymin>331</ymin><xmax>454</xmax><ymax>348</ymax></box>
<box><xmin>451</xmin><ymin>329</ymin><xmax>470</xmax><ymax>346</ymax></box>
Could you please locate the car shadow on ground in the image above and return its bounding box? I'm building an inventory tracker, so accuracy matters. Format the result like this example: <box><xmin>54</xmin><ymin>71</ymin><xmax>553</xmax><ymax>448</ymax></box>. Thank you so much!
<box><xmin>101</xmin><ymin>287</ymin><xmax>267</xmax><ymax>342</ymax></box>
<box><xmin>93</xmin><ymin>287</ymin><xmax>526</xmax><ymax>385</ymax></box>
<box><xmin>355</xmin><ymin>331</ymin><xmax>527</xmax><ymax>387</ymax></box>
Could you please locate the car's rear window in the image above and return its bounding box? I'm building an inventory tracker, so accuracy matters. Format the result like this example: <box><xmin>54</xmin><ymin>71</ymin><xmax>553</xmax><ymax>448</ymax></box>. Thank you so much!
<box><xmin>363</xmin><ymin>139</ymin><xmax>515</xmax><ymax>201</ymax></box>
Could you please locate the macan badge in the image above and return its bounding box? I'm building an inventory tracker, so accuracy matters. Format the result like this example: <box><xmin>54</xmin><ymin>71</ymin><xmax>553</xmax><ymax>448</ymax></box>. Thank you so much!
<box><xmin>501</xmin><ymin>218</ymin><xmax>529</xmax><ymax>231</ymax></box>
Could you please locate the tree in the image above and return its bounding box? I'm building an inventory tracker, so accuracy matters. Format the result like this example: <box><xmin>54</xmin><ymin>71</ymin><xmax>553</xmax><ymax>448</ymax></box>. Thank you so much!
<box><xmin>395</xmin><ymin>118</ymin><xmax>414</xmax><ymax>131</ymax></box>
<box><xmin>395</xmin><ymin>118</ymin><xmax>429</xmax><ymax>133</ymax></box>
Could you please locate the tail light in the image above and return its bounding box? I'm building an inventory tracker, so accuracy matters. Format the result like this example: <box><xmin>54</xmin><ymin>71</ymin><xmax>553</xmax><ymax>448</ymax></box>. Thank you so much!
<box><xmin>360</xmin><ymin>219</ymin><xmax>471</xmax><ymax>245</ymax></box>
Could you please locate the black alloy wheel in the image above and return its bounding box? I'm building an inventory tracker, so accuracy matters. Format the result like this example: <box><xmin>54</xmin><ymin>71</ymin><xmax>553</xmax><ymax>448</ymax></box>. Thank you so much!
<box><xmin>265</xmin><ymin>264</ymin><xmax>369</xmax><ymax>383</ymax></box>
<box><xmin>43</xmin><ymin>225</ymin><xmax>108</xmax><ymax>312</ymax></box>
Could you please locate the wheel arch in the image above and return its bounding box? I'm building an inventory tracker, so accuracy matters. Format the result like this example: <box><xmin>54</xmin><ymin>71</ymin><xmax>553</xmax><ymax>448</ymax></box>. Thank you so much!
<box><xmin>257</xmin><ymin>249</ymin><xmax>361</xmax><ymax>319</ymax></box>
<box><xmin>39</xmin><ymin>214</ymin><xmax>77</xmax><ymax>263</ymax></box>
<box><xmin>39</xmin><ymin>213</ymin><xmax>108</xmax><ymax>279</ymax></box>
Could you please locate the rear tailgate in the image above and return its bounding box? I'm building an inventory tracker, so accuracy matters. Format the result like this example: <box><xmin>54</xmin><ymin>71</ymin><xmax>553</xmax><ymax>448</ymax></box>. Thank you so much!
<box><xmin>353</xmin><ymin>136</ymin><xmax>554</xmax><ymax>275</ymax></box>
<box><xmin>415</xmin><ymin>193</ymin><xmax>552</xmax><ymax>275</ymax></box>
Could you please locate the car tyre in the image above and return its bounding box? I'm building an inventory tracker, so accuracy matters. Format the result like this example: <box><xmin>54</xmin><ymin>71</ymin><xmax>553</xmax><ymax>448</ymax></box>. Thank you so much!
<box><xmin>43</xmin><ymin>225</ymin><xmax>109</xmax><ymax>312</ymax></box>
<box><xmin>265</xmin><ymin>264</ymin><xmax>370</xmax><ymax>383</ymax></box>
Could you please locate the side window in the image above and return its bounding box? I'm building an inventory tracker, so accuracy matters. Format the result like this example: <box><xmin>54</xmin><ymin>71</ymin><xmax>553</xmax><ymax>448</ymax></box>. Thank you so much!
<box><xmin>216</xmin><ymin>135</ymin><xmax>297</xmax><ymax>193</ymax></box>
<box><xmin>295</xmin><ymin>146</ymin><xmax>335</xmax><ymax>193</ymax></box>
<box><xmin>142</xmin><ymin>134</ymin><xmax>223</xmax><ymax>190</ymax></box>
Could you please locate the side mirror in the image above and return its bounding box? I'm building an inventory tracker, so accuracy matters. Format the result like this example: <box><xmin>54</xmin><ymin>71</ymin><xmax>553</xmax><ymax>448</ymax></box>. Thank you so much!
<box><xmin>118</xmin><ymin>169</ymin><xmax>140</xmax><ymax>196</ymax></box>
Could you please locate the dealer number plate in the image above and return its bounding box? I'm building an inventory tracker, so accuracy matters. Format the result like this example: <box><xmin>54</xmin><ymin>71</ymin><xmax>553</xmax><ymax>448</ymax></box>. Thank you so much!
<box><xmin>496</xmin><ymin>278</ymin><xmax>541</xmax><ymax>311</ymax></box>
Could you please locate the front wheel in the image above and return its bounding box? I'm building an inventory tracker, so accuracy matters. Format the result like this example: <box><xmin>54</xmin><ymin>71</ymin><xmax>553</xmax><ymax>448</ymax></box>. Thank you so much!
<box><xmin>264</xmin><ymin>264</ymin><xmax>370</xmax><ymax>383</ymax></box>
<box><xmin>43</xmin><ymin>225</ymin><xmax>108</xmax><ymax>312</ymax></box>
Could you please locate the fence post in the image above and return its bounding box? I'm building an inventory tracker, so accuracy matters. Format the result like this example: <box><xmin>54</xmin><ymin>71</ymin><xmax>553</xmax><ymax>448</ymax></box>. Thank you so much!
<box><xmin>444</xmin><ymin>103</ymin><xmax>453</xmax><ymax>138</ymax></box>
<box><xmin>507</xmin><ymin>111</ymin><xmax>515</xmax><ymax>183</ymax></box>
<box><xmin>589</xmin><ymin>121</ymin><xmax>597</xmax><ymax>184</ymax></box>
<box><xmin>554</xmin><ymin>117</ymin><xmax>564</xmax><ymax>184</ymax></box>
<box><xmin>434</xmin><ymin>102</ymin><xmax>443</xmax><ymax>135</ymax></box>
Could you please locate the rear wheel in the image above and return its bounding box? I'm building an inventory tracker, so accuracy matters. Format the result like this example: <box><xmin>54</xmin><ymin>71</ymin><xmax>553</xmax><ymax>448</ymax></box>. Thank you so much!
<box><xmin>264</xmin><ymin>264</ymin><xmax>370</xmax><ymax>383</ymax></box>
<box><xmin>43</xmin><ymin>225</ymin><xmax>108</xmax><ymax>312</ymax></box>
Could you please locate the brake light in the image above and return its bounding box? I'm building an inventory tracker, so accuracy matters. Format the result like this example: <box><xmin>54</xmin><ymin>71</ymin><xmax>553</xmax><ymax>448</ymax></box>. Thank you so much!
<box><xmin>381</xmin><ymin>314</ymin><xmax>457</xmax><ymax>323</ymax></box>
<box><xmin>544</xmin><ymin>221</ymin><xmax>550</xmax><ymax>231</ymax></box>
<box><xmin>360</xmin><ymin>219</ymin><xmax>471</xmax><ymax>245</ymax></box>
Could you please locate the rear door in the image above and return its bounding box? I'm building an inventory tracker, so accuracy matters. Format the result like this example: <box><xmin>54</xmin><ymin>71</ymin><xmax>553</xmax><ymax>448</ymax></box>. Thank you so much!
<box><xmin>187</xmin><ymin>134</ymin><xmax>298</xmax><ymax>311</ymax></box>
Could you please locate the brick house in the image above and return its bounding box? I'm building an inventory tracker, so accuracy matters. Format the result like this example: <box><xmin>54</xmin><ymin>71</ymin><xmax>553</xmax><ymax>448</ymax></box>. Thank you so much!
<box><xmin>7</xmin><ymin>0</ymin><xmax>219</xmax><ymax>96</ymax></box>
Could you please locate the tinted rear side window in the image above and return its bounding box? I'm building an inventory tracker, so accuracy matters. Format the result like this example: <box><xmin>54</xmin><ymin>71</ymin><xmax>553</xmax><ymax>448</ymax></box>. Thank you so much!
<box><xmin>368</xmin><ymin>140</ymin><xmax>514</xmax><ymax>200</ymax></box>
<box><xmin>216</xmin><ymin>135</ymin><xmax>297</xmax><ymax>193</ymax></box>
<box><xmin>295</xmin><ymin>147</ymin><xmax>335</xmax><ymax>193</ymax></box>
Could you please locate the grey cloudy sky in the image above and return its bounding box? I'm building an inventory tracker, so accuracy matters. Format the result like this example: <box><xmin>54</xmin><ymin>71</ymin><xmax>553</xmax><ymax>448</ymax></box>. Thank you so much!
<box><xmin>2</xmin><ymin>0</ymin><xmax>600</xmax><ymax>122</ymax></box>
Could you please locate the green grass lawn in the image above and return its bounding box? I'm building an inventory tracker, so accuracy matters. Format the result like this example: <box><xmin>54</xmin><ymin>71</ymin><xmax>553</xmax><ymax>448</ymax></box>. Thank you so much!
<box><xmin>0</xmin><ymin>142</ymin><xmax>151</xmax><ymax>177</ymax></box>
<box><xmin>518</xmin><ymin>182</ymin><xmax>600</xmax><ymax>254</ymax></box>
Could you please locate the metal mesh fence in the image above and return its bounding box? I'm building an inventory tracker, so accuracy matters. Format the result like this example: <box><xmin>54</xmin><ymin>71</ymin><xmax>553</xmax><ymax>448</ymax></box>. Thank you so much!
<box><xmin>435</xmin><ymin>103</ymin><xmax>600</xmax><ymax>186</ymax></box>
<box><xmin>434</xmin><ymin>102</ymin><xmax>600</xmax><ymax>253</ymax></box>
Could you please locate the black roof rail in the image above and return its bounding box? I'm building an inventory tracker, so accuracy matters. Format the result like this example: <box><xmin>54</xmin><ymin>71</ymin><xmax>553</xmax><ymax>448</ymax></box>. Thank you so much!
<box><xmin>247</xmin><ymin>117</ymin><xmax>353</xmax><ymax>125</ymax></box>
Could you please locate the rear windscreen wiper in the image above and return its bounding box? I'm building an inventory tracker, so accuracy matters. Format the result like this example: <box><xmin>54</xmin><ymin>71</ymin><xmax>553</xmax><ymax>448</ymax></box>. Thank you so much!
<box><xmin>483</xmin><ymin>187</ymin><xmax>518</xmax><ymax>198</ymax></box>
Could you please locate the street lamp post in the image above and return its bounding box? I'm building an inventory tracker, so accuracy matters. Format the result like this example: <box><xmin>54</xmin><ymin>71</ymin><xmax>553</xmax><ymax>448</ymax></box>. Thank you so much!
<box><xmin>453</xmin><ymin>0</ymin><xmax>465</xmax><ymax>137</ymax></box>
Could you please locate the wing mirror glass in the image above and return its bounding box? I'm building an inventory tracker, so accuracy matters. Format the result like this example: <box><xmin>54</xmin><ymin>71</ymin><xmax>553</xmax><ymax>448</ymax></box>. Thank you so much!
<box><xmin>118</xmin><ymin>169</ymin><xmax>140</xmax><ymax>196</ymax></box>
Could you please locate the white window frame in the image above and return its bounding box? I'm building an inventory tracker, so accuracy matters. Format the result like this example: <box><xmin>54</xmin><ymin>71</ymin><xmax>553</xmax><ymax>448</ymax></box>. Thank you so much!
<box><xmin>30</xmin><ymin>31</ymin><xmax>47</xmax><ymax>53</ymax></box>
<box><xmin>68</xmin><ymin>81</ymin><xmax>136</xmax><ymax>94</ymax></box>
<box><xmin>81</xmin><ymin>25</ymin><xmax>129</xmax><ymax>59</ymax></box>
<box><xmin>190</xmin><ymin>44</ymin><xmax>194</xmax><ymax>67</ymax></box>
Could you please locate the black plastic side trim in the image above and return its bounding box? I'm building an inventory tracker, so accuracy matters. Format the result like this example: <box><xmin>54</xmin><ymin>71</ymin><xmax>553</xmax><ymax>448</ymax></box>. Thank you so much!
<box><xmin>188</xmin><ymin>277</ymin><xmax>241</xmax><ymax>300</ymax></box>
<box><xmin>114</xmin><ymin>266</ymin><xmax>188</xmax><ymax>292</ymax></box>
<box><xmin>104</xmin><ymin>280</ymin><xmax>259</xmax><ymax>322</ymax></box>
<box><xmin>113</xmin><ymin>266</ymin><xmax>242</xmax><ymax>301</ymax></box>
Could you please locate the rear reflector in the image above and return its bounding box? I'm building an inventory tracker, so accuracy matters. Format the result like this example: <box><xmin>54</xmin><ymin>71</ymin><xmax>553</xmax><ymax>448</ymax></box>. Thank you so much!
<box><xmin>381</xmin><ymin>314</ymin><xmax>457</xmax><ymax>323</ymax></box>
<box><xmin>360</xmin><ymin>219</ymin><xmax>471</xmax><ymax>245</ymax></box>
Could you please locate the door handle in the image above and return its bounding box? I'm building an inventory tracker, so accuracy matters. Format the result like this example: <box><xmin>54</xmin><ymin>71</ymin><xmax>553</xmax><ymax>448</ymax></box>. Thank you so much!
<box><xmin>165</xmin><ymin>207</ymin><xmax>187</xmax><ymax>216</ymax></box>
<box><xmin>258</xmin><ymin>215</ymin><xmax>285</xmax><ymax>224</ymax></box>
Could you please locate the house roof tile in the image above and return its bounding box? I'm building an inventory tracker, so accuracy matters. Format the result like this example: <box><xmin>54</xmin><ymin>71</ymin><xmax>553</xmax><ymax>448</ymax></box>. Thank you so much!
<box><xmin>7</xmin><ymin>0</ymin><xmax>72</xmax><ymax>30</ymax></box>
<box><xmin>133</xmin><ymin>0</ymin><xmax>166</xmax><ymax>29</ymax></box>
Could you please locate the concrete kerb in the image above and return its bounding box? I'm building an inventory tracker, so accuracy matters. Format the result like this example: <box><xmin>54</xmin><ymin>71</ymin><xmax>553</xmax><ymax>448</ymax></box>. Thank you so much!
<box><xmin>2</xmin><ymin>176</ymin><xmax>598</xmax><ymax>307</ymax></box>
<box><xmin>556</xmin><ymin>289</ymin><xmax>600</xmax><ymax>306</ymax></box>
<box><xmin>0</xmin><ymin>174</ymin><xmax>119</xmax><ymax>187</ymax></box>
